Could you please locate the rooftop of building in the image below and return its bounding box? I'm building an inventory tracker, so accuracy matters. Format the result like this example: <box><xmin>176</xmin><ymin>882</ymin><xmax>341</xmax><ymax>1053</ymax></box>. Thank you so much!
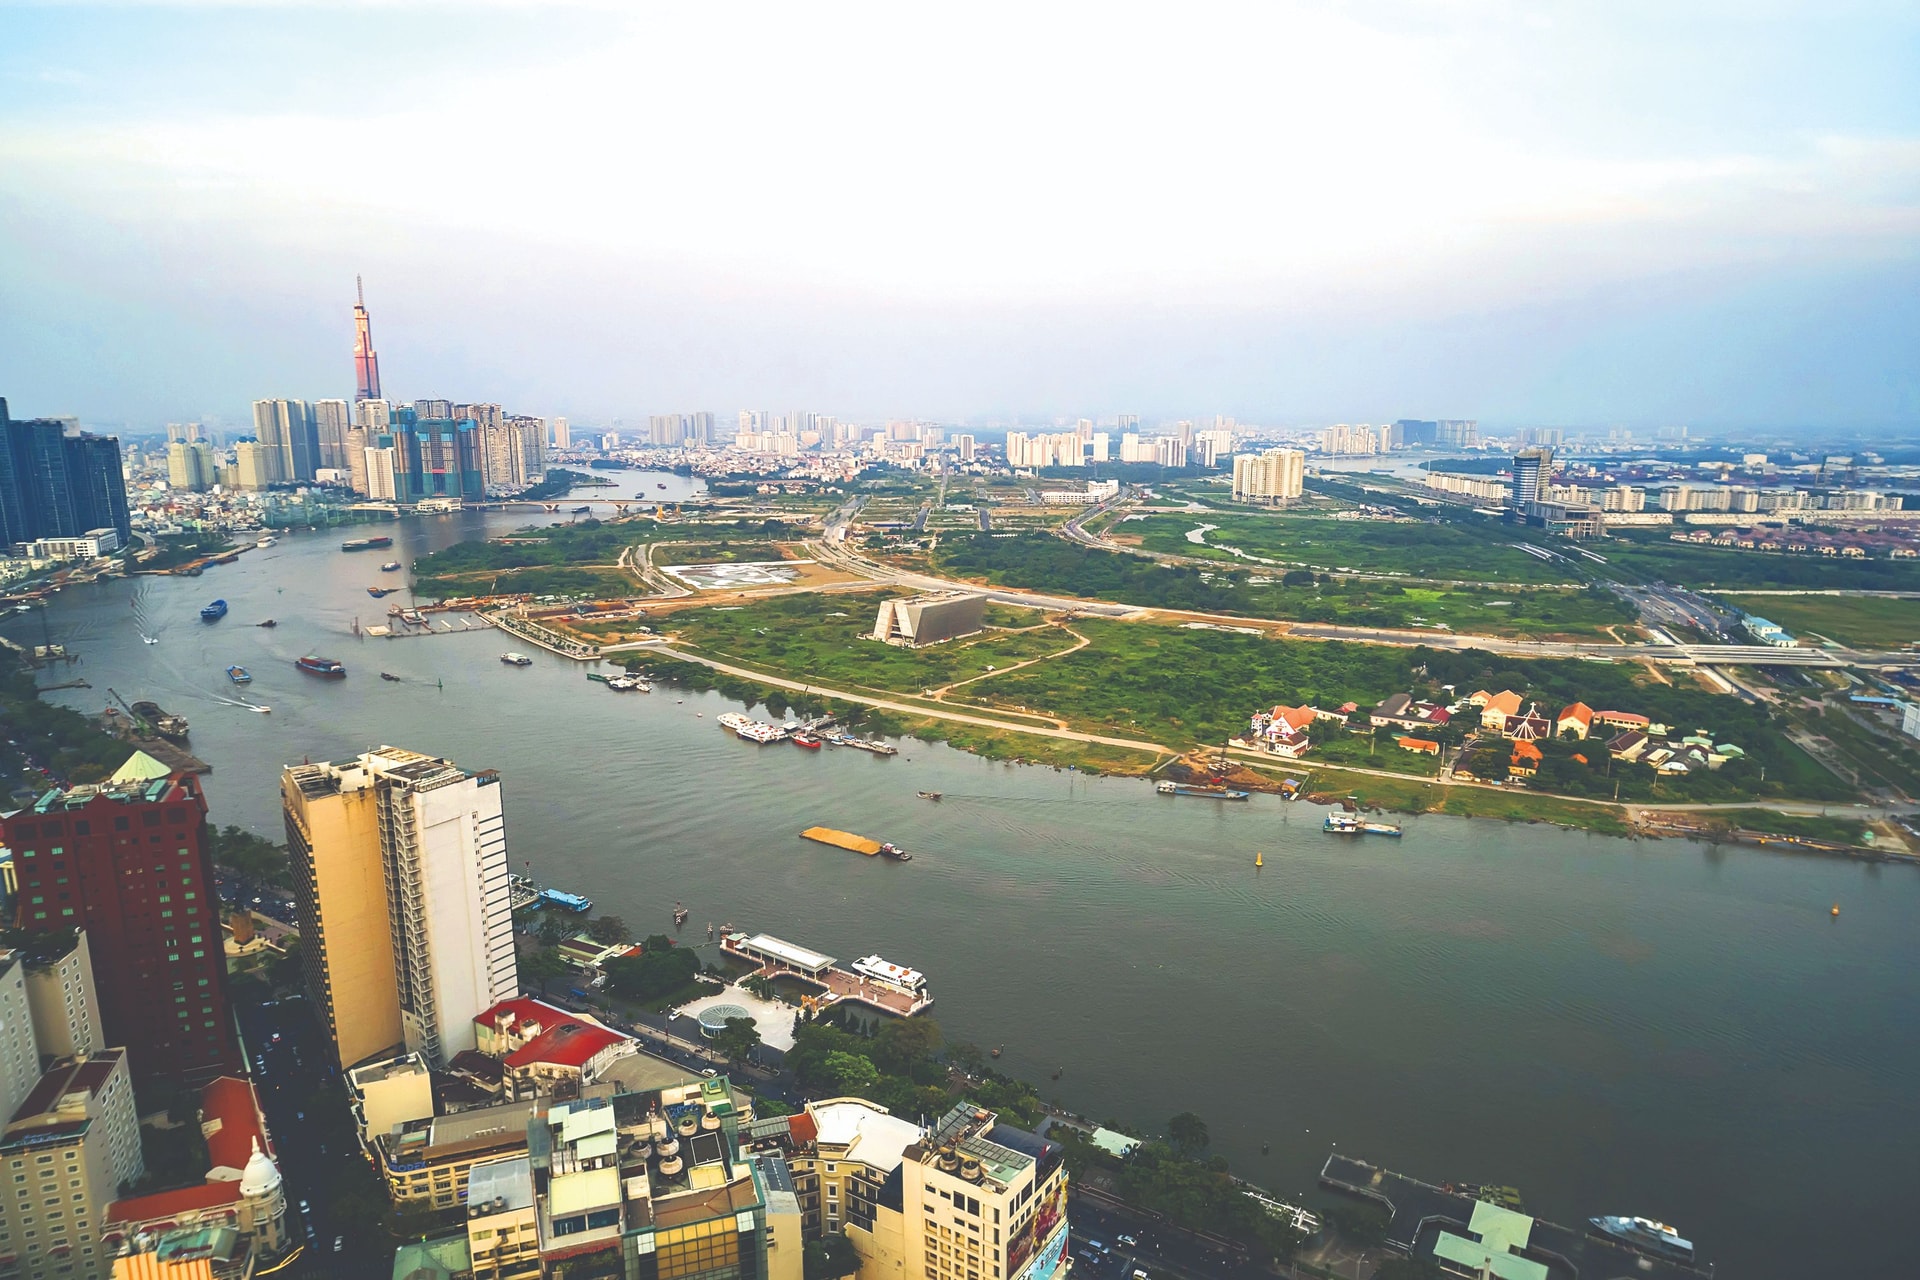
<box><xmin>200</xmin><ymin>1076</ymin><xmax>271</xmax><ymax>1173</ymax></box>
<box><xmin>385</xmin><ymin>1098</ymin><xmax>540</xmax><ymax>1165</ymax></box>
<box><xmin>811</xmin><ymin>1099</ymin><xmax>923</xmax><ymax>1174</ymax></box>
<box><xmin>105</xmin><ymin>1178</ymin><xmax>244</xmax><ymax>1227</ymax></box>
<box><xmin>466</xmin><ymin>1155</ymin><xmax>535</xmax><ymax>1217</ymax></box>
<box><xmin>5</xmin><ymin>928</ymin><xmax>83</xmax><ymax>972</ymax></box>
<box><xmin>391</xmin><ymin>1232</ymin><xmax>471</xmax><ymax>1280</ymax></box>
<box><xmin>504</xmin><ymin>1018</ymin><xmax>630</xmax><ymax>1072</ymax></box>
<box><xmin>349</xmin><ymin>1054</ymin><xmax>431</xmax><ymax>1089</ymax></box>
<box><xmin>913</xmin><ymin>1103</ymin><xmax>1059</xmax><ymax>1187</ymax></box>
<box><xmin>26</xmin><ymin>774</ymin><xmax>195</xmax><ymax>813</ymax></box>
<box><xmin>9</xmin><ymin>1049</ymin><xmax>125</xmax><ymax>1126</ymax></box>
<box><xmin>288</xmin><ymin>746</ymin><xmax>495</xmax><ymax>802</ymax></box>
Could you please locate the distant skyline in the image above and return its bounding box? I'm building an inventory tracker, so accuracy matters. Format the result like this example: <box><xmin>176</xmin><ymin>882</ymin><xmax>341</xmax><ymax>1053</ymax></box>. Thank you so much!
<box><xmin>1</xmin><ymin>2</ymin><xmax>1915</xmax><ymax>432</ymax></box>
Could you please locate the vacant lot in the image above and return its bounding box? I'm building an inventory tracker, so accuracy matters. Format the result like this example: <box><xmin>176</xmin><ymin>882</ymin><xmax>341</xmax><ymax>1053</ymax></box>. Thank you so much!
<box><xmin>1716</xmin><ymin>593</ymin><xmax>1920</xmax><ymax>649</ymax></box>
<box><xmin>1129</xmin><ymin>513</ymin><xmax>1584</xmax><ymax>585</ymax></box>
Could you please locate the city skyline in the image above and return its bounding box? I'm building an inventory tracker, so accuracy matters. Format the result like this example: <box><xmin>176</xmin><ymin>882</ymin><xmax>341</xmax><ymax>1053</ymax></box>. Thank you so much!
<box><xmin>2</xmin><ymin>3</ymin><xmax>1915</xmax><ymax>430</ymax></box>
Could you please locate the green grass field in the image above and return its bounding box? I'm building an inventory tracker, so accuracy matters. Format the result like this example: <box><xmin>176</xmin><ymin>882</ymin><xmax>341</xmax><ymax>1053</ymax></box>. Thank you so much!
<box><xmin>1599</xmin><ymin>536</ymin><xmax>1920</xmax><ymax>592</ymax></box>
<box><xmin>1715</xmin><ymin>593</ymin><xmax>1920</xmax><ymax>649</ymax></box>
<box><xmin>1127</xmin><ymin>513</ymin><xmax>1583</xmax><ymax>585</ymax></box>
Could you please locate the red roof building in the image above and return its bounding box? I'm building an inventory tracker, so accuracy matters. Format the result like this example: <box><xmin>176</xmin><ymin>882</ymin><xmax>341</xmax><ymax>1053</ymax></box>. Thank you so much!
<box><xmin>1556</xmin><ymin>702</ymin><xmax>1594</xmax><ymax>740</ymax></box>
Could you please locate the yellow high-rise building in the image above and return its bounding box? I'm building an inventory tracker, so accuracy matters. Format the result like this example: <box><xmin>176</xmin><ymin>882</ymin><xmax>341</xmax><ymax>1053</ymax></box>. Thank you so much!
<box><xmin>282</xmin><ymin>761</ymin><xmax>404</xmax><ymax>1069</ymax></box>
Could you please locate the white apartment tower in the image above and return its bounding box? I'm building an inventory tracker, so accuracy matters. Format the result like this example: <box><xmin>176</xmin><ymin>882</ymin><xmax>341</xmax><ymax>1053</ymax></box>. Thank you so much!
<box><xmin>366</xmin><ymin>748</ymin><xmax>518</xmax><ymax>1067</ymax></box>
<box><xmin>1232</xmin><ymin>448</ymin><xmax>1305</xmax><ymax>505</ymax></box>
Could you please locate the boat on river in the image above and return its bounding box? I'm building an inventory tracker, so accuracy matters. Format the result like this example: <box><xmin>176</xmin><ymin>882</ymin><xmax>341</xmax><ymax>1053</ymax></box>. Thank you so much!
<box><xmin>129</xmin><ymin>700</ymin><xmax>190</xmax><ymax>743</ymax></box>
<box><xmin>1324</xmin><ymin>812</ymin><xmax>1363</xmax><ymax>834</ymax></box>
<box><xmin>296</xmin><ymin>655</ymin><xmax>347</xmax><ymax>679</ymax></box>
<box><xmin>200</xmin><ymin>599</ymin><xmax>228</xmax><ymax>621</ymax></box>
<box><xmin>1156</xmin><ymin>780</ymin><xmax>1250</xmax><ymax>801</ymax></box>
<box><xmin>501</xmin><ymin>652</ymin><xmax>534</xmax><ymax>667</ymax></box>
<box><xmin>226</xmin><ymin>666</ymin><xmax>251</xmax><ymax>684</ymax></box>
<box><xmin>341</xmin><ymin>536</ymin><xmax>393</xmax><ymax>551</ymax></box>
<box><xmin>380</xmin><ymin>672</ymin><xmax>402</xmax><ymax>682</ymax></box>
<box><xmin>256</xmin><ymin>619</ymin><xmax>277</xmax><ymax>628</ymax></box>
<box><xmin>917</xmin><ymin>790</ymin><xmax>942</xmax><ymax>801</ymax></box>
<box><xmin>367</xmin><ymin>586</ymin><xmax>398</xmax><ymax>598</ymax></box>
<box><xmin>792</xmin><ymin>732</ymin><xmax>822</xmax><ymax>749</ymax></box>
<box><xmin>1588</xmin><ymin>1216</ymin><xmax>1694</xmax><ymax>1263</ymax></box>
<box><xmin>380</xmin><ymin>561</ymin><xmax>403</xmax><ymax>572</ymax></box>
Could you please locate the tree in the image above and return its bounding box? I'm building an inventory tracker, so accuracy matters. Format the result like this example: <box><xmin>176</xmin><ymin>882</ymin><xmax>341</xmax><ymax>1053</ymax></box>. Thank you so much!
<box><xmin>523</xmin><ymin>948</ymin><xmax>570</xmax><ymax>998</ymax></box>
<box><xmin>1327</xmin><ymin>1205</ymin><xmax>1390</xmax><ymax>1248</ymax></box>
<box><xmin>947</xmin><ymin>1041</ymin><xmax>985</xmax><ymax>1073</ymax></box>
<box><xmin>536</xmin><ymin>915</ymin><xmax>570</xmax><ymax>947</ymax></box>
<box><xmin>1372</xmin><ymin>1258</ymin><xmax>1444</xmax><ymax>1280</ymax></box>
<box><xmin>1167</xmin><ymin>1111</ymin><xmax>1210</xmax><ymax>1157</ymax></box>
<box><xmin>873</xmin><ymin>1017</ymin><xmax>942</xmax><ymax>1075</ymax></box>
<box><xmin>712</xmin><ymin>1016</ymin><xmax>761</xmax><ymax>1065</ymax></box>
<box><xmin>587</xmin><ymin>915</ymin><xmax>632</xmax><ymax>945</ymax></box>
<box><xmin>743</xmin><ymin>973</ymin><xmax>777</xmax><ymax>1002</ymax></box>
<box><xmin>820</xmin><ymin>1051</ymin><xmax>880</xmax><ymax>1095</ymax></box>
<box><xmin>603</xmin><ymin>944</ymin><xmax>699</xmax><ymax>1004</ymax></box>
<box><xmin>803</xmin><ymin>1233</ymin><xmax>862</xmax><ymax>1280</ymax></box>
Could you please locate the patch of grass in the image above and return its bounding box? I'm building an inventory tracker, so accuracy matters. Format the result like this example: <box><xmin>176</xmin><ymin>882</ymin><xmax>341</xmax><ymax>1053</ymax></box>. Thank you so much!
<box><xmin>1714</xmin><ymin>593</ymin><xmax>1920</xmax><ymax>650</ymax></box>
<box><xmin>1293</xmin><ymin>766</ymin><xmax>1631</xmax><ymax>835</ymax></box>
<box><xmin>1130</xmin><ymin>513</ymin><xmax>1584</xmax><ymax>585</ymax></box>
<box><xmin>1710</xmin><ymin>809</ymin><xmax>1871</xmax><ymax>845</ymax></box>
<box><xmin>1600</xmin><ymin>534</ymin><xmax>1920</xmax><ymax>591</ymax></box>
<box><xmin>651</xmin><ymin>540</ymin><xmax>792</xmax><ymax>566</ymax></box>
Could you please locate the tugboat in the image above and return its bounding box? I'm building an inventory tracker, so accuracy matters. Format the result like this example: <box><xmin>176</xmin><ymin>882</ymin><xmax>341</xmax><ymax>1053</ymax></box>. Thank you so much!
<box><xmin>379</xmin><ymin>672</ymin><xmax>402</xmax><ymax>682</ymax></box>
<box><xmin>1588</xmin><ymin>1216</ymin><xmax>1694</xmax><ymax>1263</ymax></box>
<box><xmin>226</xmin><ymin>665</ymin><xmax>251</xmax><ymax>684</ymax></box>
<box><xmin>256</xmin><ymin>619</ymin><xmax>277</xmax><ymax>628</ymax></box>
<box><xmin>367</xmin><ymin>586</ymin><xmax>398</xmax><ymax>598</ymax></box>
<box><xmin>673</xmin><ymin>903</ymin><xmax>690</xmax><ymax>925</ymax></box>
<box><xmin>877</xmin><ymin>842</ymin><xmax>913</xmax><ymax>861</ymax></box>
<box><xmin>917</xmin><ymin>790</ymin><xmax>943</xmax><ymax>801</ymax></box>
<box><xmin>791</xmin><ymin>731</ymin><xmax>823</xmax><ymax>749</ymax></box>
<box><xmin>200</xmin><ymin>599</ymin><xmax>228</xmax><ymax>621</ymax></box>
<box><xmin>500</xmin><ymin>652</ymin><xmax>534</xmax><ymax>667</ymax></box>
<box><xmin>295</xmin><ymin>655</ymin><xmax>347</xmax><ymax>679</ymax></box>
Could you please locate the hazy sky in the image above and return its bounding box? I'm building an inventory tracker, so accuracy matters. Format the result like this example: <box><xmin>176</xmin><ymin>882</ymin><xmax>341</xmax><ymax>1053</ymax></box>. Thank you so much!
<box><xmin>2</xmin><ymin>1</ymin><xmax>1915</xmax><ymax>431</ymax></box>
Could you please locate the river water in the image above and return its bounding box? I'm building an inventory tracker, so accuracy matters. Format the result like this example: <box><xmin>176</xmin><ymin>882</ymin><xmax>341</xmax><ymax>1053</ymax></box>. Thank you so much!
<box><xmin>8</xmin><ymin>477</ymin><xmax>1914</xmax><ymax>1279</ymax></box>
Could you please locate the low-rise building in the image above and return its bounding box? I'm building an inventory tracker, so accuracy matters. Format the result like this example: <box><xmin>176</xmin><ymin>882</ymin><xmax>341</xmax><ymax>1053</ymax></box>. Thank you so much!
<box><xmin>1476</xmin><ymin>691</ymin><xmax>1524</xmax><ymax>730</ymax></box>
<box><xmin>347</xmin><ymin>1053</ymin><xmax>435</xmax><ymax>1149</ymax></box>
<box><xmin>1555</xmin><ymin>703</ymin><xmax>1593</xmax><ymax>740</ymax></box>
<box><xmin>1510</xmin><ymin>741</ymin><xmax>1543</xmax><ymax>778</ymax></box>
<box><xmin>471</xmin><ymin>997</ymin><xmax>638</xmax><ymax>1101</ymax></box>
<box><xmin>374</xmin><ymin>1099</ymin><xmax>542</xmax><ymax>1211</ymax></box>
<box><xmin>462</xmin><ymin>1155</ymin><xmax>539</xmax><ymax>1280</ymax></box>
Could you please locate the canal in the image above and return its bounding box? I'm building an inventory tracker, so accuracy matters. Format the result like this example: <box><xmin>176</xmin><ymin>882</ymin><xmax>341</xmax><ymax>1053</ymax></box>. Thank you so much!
<box><xmin>8</xmin><ymin>484</ymin><xmax>1915</xmax><ymax>1280</ymax></box>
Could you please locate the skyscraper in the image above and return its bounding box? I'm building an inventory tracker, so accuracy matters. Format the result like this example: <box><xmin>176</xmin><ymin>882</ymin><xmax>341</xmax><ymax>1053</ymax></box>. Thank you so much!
<box><xmin>250</xmin><ymin>398</ymin><xmax>321</xmax><ymax>483</ymax></box>
<box><xmin>0</xmin><ymin>768</ymin><xmax>242</xmax><ymax>1089</ymax></box>
<box><xmin>0</xmin><ymin>398</ymin><xmax>131</xmax><ymax>545</ymax></box>
<box><xmin>282</xmin><ymin>747</ymin><xmax>518</xmax><ymax>1069</ymax></box>
<box><xmin>1232</xmin><ymin>448</ymin><xmax>1305</xmax><ymax>504</ymax></box>
<box><xmin>313</xmin><ymin>398</ymin><xmax>352</xmax><ymax>472</ymax></box>
<box><xmin>1511</xmin><ymin>447</ymin><xmax>1553</xmax><ymax>508</ymax></box>
<box><xmin>551</xmin><ymin>416</ymin><xmax>571</xmax><ymax>449</ymax></box>
<box><xmin>354</xmin><ymin>276</ymin><xmax>383</xmax><ymax>402</ymax></box>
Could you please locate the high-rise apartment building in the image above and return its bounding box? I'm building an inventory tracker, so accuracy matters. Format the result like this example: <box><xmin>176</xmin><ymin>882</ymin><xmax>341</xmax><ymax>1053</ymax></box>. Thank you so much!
<box><xmin>952</xmin><ymin>434</ymin><xmax>977</xmax><ymax>463</ymax></box>
<box><xmin>21</xmin><ymin>930</ymin><xmax>103</xmax><ymax>1062</ymax></box>
<box><xmin>250</xmin><ymin>399</ymin><xmax>320</xmax><ymax>483</ymax></box>
<box><xmin>0</xmin><ymin>954</ymin><xmax>38</xmax><ymax>1125</ymax></box>
<box><xmin>1510</xmin><ymin>447</ymin><xmax>1553</xmax><ymax>509</ymax></box>
<box><xmin>233</xmin><ymin>441</ymin><xmax>276</xmax><ymax>491</ymax></box>
<box><xmin>649</xmin><ymin>414</ymin><xmax>687</xmax><ymax>447</ymax></box>
<box><xmin>0</xmin><ymin>772</ymin><xmax>241</xmax><ymax>1090</ymax></box>
<box><xmin>0</xmin><ymin>400</ymin><xmax>131</xmax><ymax>546</ymax></box>
<box><xmin>0</xmin><ymin>1049</ymin><xmax>143</xmax><ymax>1280</ymax></box>
<box><xmin>1232</xmin><ymin>448</ymin><xmax>1305</xmax><ymax>505</ymax></box>
<box><xmin>165</xmin><ymin>441</ymin><xmax>216</xmax><ymax>493</ymax></box>
<box><xmin>686</xmin><ymin>411</ymin><xmax>714</xmax><ymax>447</ymax></box>
<box><xmin>550</xmin><ymin>417</ymin><xmax>571</xmax><ymax>449</ymax></box>
<box><xmin>354</xmin><ymin>276</ymin><xmax>383</xmax><ymax>402</ymax></box>
<box><xmin>313</xmin><ymin>398</ymin><xmax>352</xmax><ymax>472</ymax></box>
<box><xmin>282</xmin><ymin>748</ymin><xmax>518</xmax><ymax>1069</ymax></box>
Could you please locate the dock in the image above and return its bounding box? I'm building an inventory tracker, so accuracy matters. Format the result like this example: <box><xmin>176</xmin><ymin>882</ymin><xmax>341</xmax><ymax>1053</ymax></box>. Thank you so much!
<box><xmin>720</xmin><ymin>931</ymin><xmax>933</xmax><ymax>1018</ymax></box>
<box><xmin>1319</xmin><ymin>1153</ymin><xmax>1712</xmax><ymax>1280</ymax></box>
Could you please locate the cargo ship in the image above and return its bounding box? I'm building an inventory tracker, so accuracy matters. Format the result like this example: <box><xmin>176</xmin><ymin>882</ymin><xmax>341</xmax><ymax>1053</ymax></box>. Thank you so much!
<box><xmin>295</xmin><ymin>655</ymin><xmax>347</xmax><ymax>678</ymax></box>
<box><xmin>200</xmin><ymin>599</ymin><xmax>228</xmax><ymax>621</ymax></box>
<box><xmin>1156</xmin><ymin>780</ymin><xmax>1250</xmax><ymax>801</ymax></box>
<box><xmin>341</xmin><ymin>535</ymin><xmax>394</xmax><ymax>551</ymax></box>
<box><xmin>801</xmin><ymin>827</ymin><xmax>913</xmax><ymax>860</ymax></box>
<box><xmin>1588</xmin><ymin>1216</ymin><xmax>1694</xmax><ymax>1263</ymax></box>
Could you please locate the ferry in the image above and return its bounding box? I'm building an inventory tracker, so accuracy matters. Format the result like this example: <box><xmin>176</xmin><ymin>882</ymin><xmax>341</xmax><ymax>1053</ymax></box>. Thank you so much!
<box><xmin>1588</xmin><ymin>1216</ymin><xmax>1694</xmax><ymax>1263</ymax></box>
<box><xmin>718</xmin><ymin>713</ymin><xmax>753</xmax><ymax>734</ymax></box>
<box><xmin>736</xmin><ymin>721</ymin><xmax>785</xmax><ymax>744</ymax></box>
<box><xmin>608</xmin><ymin>674</ymin><xmax>649</xmax><ymax>692</ymax></box>
<box><xmin>1323</xmin><ymin>812</ymin><xmax>1363</xmax><ymax>834</ymax></box>
<box><xmin>341</xmin><ymin>535</ymin><xmax>394</xmax><ymax>551</ymax></box>
<box><xmin>295</xmin><ymin>655</ymin><xmax>347</xmax><ymax>679</ymax></box>
<box><xmin>200</xmin><ymin>599</ymin><xmax>228</xmax><ymax>621</ymax></box>
<box><xmin>851</xmin><ymin>955</ymin><xmax>927</xmax><ymax>994</ymax></box>
<box><xmin>538</xmin><ymin>888</ymin><xmax>593</xmax><ymax>913</ymax></box>
<box><xmin>1156</xmin><ymin>780</ymin><xmax>1250</xmax><ymax>801</ymax></box>
<box><xmin>226</xmin><ymin>665</ymin><xmax>251</xmax><ymax>684</ymax></box>
<box><xmin>367</xmin><ymin>586</ymin><xmax>398</xmax><ymax>598</ymax></box>
<box><xmin>380</xmin><ymin>561</ymin><xmax>403</xmax><ymax>572</ymax></box>
<box><xmin>500</xmin><ymin>652</ymin><xmax>534</xmax><ymax>667</ymax></box>
<box><xmin>792</xmin><ymin>732</ymin><xmax>822</xmax><ymax>749</ymax></box>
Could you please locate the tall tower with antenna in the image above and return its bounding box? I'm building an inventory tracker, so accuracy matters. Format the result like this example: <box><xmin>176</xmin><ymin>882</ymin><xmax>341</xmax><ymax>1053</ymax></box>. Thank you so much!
<box><xmin>353</xmin><ymin>275</ymin><xmax>383</xmax><ymax>402</ymax></box>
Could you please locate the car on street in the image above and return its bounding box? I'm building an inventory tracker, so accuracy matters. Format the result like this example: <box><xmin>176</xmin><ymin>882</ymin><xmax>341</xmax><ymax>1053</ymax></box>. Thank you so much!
<box><xmin>1117</xmin><ymin>1235</ymin><xmax>1137</xmax><ymax>1247</ymax></box>
<box><xmin>333</xmin><ymin>1236</ymin><xmax>344</xmax><ymax>1253</ymax></box>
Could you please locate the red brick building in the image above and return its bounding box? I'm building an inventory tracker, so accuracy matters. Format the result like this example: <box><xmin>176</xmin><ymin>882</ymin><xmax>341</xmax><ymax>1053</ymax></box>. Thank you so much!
<box><xmin>3</xmin><ymin>773</ymin><xmax>242</xmax><ymax>1090</ymax></box>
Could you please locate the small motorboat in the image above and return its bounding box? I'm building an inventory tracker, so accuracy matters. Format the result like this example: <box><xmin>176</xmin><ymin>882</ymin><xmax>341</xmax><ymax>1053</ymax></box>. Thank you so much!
<box><xmin>380</xmin><ymin>672</ymin><xmax>402</xmax><ymax>682</ymax></box>
<box><xmin>380</xmin><ymin>561</ymin><xmax>403</xmax><ymax>572</ymax></box>
<box><xmin>367</xmin><ymin>586</ymin><xmax>398</xmax><ymax>598</ymax></box>
<box><xmin>917</xmin><ymin>790</ymin><xmax>942</xmax><ymax>801</ymax></box>
<box><xmin>792</xmin><ymin>732</ymin><xmax>822</xmax><ymax>749</ymax></box>
<box><xmin>141</xmin><ymin>634</ymin><xmax>158</xmax><ymax>645</ymax></box>
<box><xmin>226</xmin><ymin>665</ymin><xmax>252</xmax><ymax>684</ymax></box>
<box><xmin>256</xmin><ymin>619</ymin><xmax>278</xmax><ymax>628</ymax></box>
<box><xmin>200</xmin><ymin>599</ymin><xmax>228</xmax><ymax>621</ymax></box>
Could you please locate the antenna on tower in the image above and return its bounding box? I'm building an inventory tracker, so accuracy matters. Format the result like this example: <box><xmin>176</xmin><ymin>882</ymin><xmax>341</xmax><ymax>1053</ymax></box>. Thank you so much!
<box><xmin>357</xmin><ymin>275</ymin><xmax>365</xmax><ymax>307</ymax></box>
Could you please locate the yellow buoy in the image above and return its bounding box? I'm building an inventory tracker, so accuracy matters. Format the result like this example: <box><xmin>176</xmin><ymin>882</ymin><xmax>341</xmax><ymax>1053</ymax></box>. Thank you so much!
<box><xmin>1255</xmin><ymin>851</ymin><xmax>1264</xmax><ymax>868</ymax></box>
<box><xmin>1831</xmin><ymin>903</ymin><xmax>1840</xmax><ymax>917</ymax></box>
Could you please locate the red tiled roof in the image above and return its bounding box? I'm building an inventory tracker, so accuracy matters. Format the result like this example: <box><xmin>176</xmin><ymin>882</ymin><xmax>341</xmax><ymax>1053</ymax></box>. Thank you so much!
<box><xmin>786</xmin><ymin>1112</ymin><xmax>819</xmax><ymax>1145</ymax></box>
<box><xmin>1511</xmin><ymin>740</ymin><xmax>1543</xmax><ymax>763</ymax></box>
<box><xmin>504</xmin><ymin>1020</ymin><xmax>629</xmax><ymax>1071</ymax></box>
<box><xmin>200</xmin><ymin>1076</ymin><xmax>270</xmax><ymax>1173</ymax></box>
<box><xmin>474</xmin><ymin>996</ymin><xmax>570</xmax><ymax>1035</ymax></box>
<box><xmin>105</xmin><ymin>1180</ymin><xmax>242</xmax><ymax>1226</ymax></box>
<box><xmin>1558</xmin><ymin>702</ymin><xmax>1593</xmax><ymax>725</ymax></box>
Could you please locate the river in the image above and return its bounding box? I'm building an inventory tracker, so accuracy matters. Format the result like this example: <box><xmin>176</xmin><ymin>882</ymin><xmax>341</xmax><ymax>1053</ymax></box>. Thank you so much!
<box><xmin>8</xmin><ymin>478</ymin><xmax>1914</xmax><ymax>1279</ymax></box>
